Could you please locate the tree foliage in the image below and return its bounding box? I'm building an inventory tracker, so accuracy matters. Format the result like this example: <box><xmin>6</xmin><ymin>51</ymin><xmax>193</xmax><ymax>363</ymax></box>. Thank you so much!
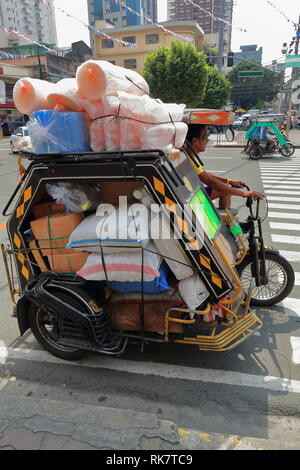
<box><xmin>143</xmin><ymin>41</ymin><xmax>209</xmax><ymax>107</ymax></box>
<box><xmin>200</xmin><ymin>66</ymin><xmax>232</xmax><ymax>109</ymax></box>
<box><xmin>227</xmin><ymin>61</ymin><xmax>282</xmax><ymax>110</ymax></box>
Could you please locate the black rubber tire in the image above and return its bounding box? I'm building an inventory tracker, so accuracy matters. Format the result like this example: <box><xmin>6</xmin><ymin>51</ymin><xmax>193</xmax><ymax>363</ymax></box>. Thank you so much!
<box><xmin>280</xmin><ymin>143</ymin><xmax>295</xmax><ymax>157</ymax></box>
<box><xmin>237</xmin><ymin>251</ymin><xmax>295</xmax><ymax>307</ymax></box>
<box><xmin>249</xmin><ymin>145</ymin><xmax>263</xmax><ymax>160</ymax></box>
<box><xmin>28</xmin><ymin>301</ymin><xmax>87</xmax><ymax>361</ymax></box>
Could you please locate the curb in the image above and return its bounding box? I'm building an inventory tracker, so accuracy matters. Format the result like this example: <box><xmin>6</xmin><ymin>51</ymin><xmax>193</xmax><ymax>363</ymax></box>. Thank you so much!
<box><xmin>0</xmin><ymin>394</ymin><xmax>299</xmax><ymax>450</ymax></box>
<box><xmin>178</xmin><ymin>428</ymin><xmax>300</xmax><ymax>450</ymax></box>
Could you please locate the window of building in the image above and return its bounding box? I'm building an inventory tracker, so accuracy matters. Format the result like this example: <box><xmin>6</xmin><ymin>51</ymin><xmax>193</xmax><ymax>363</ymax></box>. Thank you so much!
<box><xmin>145</xmin><ymin>33</ymin><xmax>159</xmax><ymax>45</ymax></box>
<box><xmin>123</xmin><ymin>36</ymin><xmax>136</xmax><ymax>47</ymax></box>
<box><xmin>102</xmin><ymin>38</ymin><xmax>114</xmax><ymax>49</ymax></box>
<box><xmin>124</xmin><ymin>59</ymin><xmax>137</xmax><ymax>69</ymax></box>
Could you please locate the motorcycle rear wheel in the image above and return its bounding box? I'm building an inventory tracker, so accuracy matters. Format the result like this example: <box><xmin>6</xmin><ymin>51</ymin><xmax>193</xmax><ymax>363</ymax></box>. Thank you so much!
<box><xmin>249</xmin><ymin>145</ymin><xmax>263</xmax><ymax>160</ymax></box>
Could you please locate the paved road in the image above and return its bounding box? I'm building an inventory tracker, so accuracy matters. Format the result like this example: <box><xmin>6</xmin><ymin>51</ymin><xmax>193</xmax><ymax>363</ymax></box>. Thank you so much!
<box><xmin>0</xmin><ymin>140</ymin><xmax>300</xmax><ymax>449</ymax></box>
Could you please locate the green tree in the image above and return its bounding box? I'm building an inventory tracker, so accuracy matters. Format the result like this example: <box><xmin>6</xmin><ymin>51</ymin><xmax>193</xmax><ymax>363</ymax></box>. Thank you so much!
<box><xmin>143</xmin><ymin>41</ymin><xmax>209</xmax><ymax>107</ymax></box>
<box><xmin>200</xmin><ymin>66</ymin><xmax>232</xmax><ymax>109</ymax></box>
<box><xmin>227</xmin><ymin>62</ymin><xmax>282</xmax><ymax>110</ymax></box>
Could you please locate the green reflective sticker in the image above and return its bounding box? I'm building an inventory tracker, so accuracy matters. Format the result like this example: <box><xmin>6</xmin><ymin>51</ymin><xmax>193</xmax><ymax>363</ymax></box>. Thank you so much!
<box><xmin>231</xmin><ymin>224</ymin><xmax>243</xmax><ymax>236</ymax></box>
<box><xmin>190</xmin><ymin>190</ymin><xmax>220</xmax><ymax>240</ymax></box>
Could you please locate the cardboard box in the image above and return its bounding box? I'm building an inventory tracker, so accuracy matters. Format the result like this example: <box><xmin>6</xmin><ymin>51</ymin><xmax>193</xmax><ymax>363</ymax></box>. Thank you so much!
<box><xmin>32</xmin><ymin>201</ymin><xmax>66</xmax><ymax>219</ymax></box>
<box><xmin>30</xmin><ymin>212</ymin><xmax>84</xmax><ymax>256</ymax></box>
<box><xmin>48</xmin><ymin>252</ymin><xmax>89</xmax><ymax>274</ymax></box>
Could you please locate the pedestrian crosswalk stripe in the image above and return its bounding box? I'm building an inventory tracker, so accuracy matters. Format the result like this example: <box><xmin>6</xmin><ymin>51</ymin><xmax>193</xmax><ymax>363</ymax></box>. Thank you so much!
<box><xmin>266</xmin><ymin>190</ymin><xmax>300</xmax><ymax>195</ymax></box>
<box><xmin>269</xmin><ymin>203</ymin><xmax>300</xmax><ymax>210</ymax></box>
<box><xmin>262</xmin><ymin>178</ymin><xmax>300</xmax><ymax>182</ymax></box>
<box><xmin>262</xmin><ymin>180</ymin><xmax>300</xmax><ymax>185</ymax></box>
<box><xmin>2</xmin><ymin>347</ymin><xmax>300</xmax><ymax>395</ymax></box>
<box><xmin>290</xmin><ymin>337</ymin><xmax>300</xmax><ymax>365</ymax></box>
<box><xmin>264</xmin><ymin>186</ymin><xmax>300</xmax><ymax>190</ymax></box>
<box><xmin>272</xmin><ymin>234</ymin><xmax>300</xmax><ymax>245</ymax></box>
<box><xmin>270</xmin><ymin>222</ymin><xmax>300</xmax><ymax>231</ymax></box>
<box><xmin>279</xmin><ymin>250</ymin><xmax>300</xmax><ymax>262</ymax></box>
<box><xmin>281</xmin><ymin>298</ymin><xmax>300</xmax><ymax>317</ymax></box>
<box><xmin>269</xmin><ymin>212</ymin><xmax>300</xmax><ymax>220</ymax></box>
<box><xmin>268</xmin><ymin>196</ymin><xmax>300</xmax><ymax>202</ymax></box>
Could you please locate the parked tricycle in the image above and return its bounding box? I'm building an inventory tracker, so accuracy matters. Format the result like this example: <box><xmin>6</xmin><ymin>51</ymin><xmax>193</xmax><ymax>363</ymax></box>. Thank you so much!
<box><xmin>1</xmin><ymin>109</ymin><xmax>295</xmax><ymax>361</ymax></box>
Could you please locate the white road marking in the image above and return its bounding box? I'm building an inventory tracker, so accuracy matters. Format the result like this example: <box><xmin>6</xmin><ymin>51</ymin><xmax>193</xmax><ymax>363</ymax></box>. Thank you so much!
<box><xmin>264</xmin><ymin>186</ymin><xmax>300</xmax><ymax>190</ymax></box>
<box><xmin>270</xmin><ymin>222</ymin><xmax>300</xmax><ymax>231</ymax></box>
<box><xmin>279</xmin><ymin>250</ymin><xmax>300</xmax><ymax>262</ymax></box>
<box><xmin>269</xmin><ymin>212</ymin><xmax>300</xmax><ymax>220</ymax></box>
<box><xmin>290</xmin><ymin>337</ymin><xmax>300</xmax><ymax>365</ymax></box>
<box><xmin>268</xmin><ymin>196</ymin><xmax>300</xmax><ymax>202</ymax></box>
<box><xmin>269</xmin><ymin>203</ymin><xmax>300</xmax><ymax>210</ymax></box>
<box><xmin>266</xmin><ymin>190</ymin><xmax>300</xmax><ymax>195</ymax></box>
<box><xmin>272</xmin><ymin>234</ymin><xmax>300</xmax><ymax>245</ymax></box>
<box><xmin>2</xmin><ymin>346</ymin><xmax>300</xmax><ymax>395</ymax></box>
<box><xmin>281</xmin><ymin>298</ymin><xmax>300</xmax><ymax>317</ymax></box>
<box><xmin>262</xmin><ymin>179</ymin><xmax>300</xmax><ymax>183</ymax></box>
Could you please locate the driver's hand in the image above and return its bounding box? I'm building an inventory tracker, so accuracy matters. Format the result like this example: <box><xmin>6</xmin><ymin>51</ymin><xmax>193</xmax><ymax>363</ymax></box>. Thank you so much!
<box><xmin>243</xmin><ymin>190</ymin><xmax>264</xmax><ymax>200</ymax></box>
<box><xmin>230</xmin><ymin>179</ymin><xmax>244</xmax><ymax>188</ymax></box>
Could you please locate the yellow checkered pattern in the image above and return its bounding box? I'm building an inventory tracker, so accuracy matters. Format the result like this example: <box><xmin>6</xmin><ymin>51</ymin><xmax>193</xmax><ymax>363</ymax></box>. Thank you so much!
<box><xmin>153</xmin><ymin>177</ymin><xmax>223</xmax><ymax>289</ymax></box>
<box><xmin>14</xmin><ymin>233</ymin><xmax>29</xmax><ymax>280</ymax></box>
<box><xmin>16</xmin><ymin>186</ymin><xmax>32</xmax><ymax>219</ymax></box>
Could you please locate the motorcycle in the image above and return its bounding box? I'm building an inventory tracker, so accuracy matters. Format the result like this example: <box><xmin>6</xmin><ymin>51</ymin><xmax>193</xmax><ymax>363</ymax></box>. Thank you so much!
<box><xmin>219</xmin><ymin>185</ymin><xmax>295</xmax><ymax>307</ymax></box>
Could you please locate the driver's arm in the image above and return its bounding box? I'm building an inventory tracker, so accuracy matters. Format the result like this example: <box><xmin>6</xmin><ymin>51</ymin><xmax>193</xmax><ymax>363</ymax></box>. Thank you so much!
<box><xmin>200</xmin><ymin>171</ymin><xmax>263</xmax><ymax>199</ymax></box>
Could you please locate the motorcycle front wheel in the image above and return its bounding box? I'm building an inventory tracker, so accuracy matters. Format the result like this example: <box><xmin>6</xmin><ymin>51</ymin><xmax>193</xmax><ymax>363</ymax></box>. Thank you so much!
<box><xmin>280</xmin><ymin>143</ymin><xmax>295</xmax><ymax>157</ymax></box>
<box><xmin>237</xmin><ymin>251</ymin><xmax>295</xmax><ymax>307</ymax></box>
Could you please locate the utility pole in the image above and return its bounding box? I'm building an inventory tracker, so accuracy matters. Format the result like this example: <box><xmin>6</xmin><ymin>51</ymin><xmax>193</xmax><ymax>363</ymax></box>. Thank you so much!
<box><xmin>217</xmin><ymin>0</ymin><xmax>226</xmax><ymax>72</ymax></box>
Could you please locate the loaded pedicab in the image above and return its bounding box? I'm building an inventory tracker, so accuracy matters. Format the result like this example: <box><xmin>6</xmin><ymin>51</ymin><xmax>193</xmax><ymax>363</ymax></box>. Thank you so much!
<box><xmin>244</xmin><ymin>114</ymin><xmax>296</xmax><ymax>159</ymax></box>
<box><xmin>1</xmin><ymin>61</ymin><xmax>295</xmax><ymax>361</ymax></box>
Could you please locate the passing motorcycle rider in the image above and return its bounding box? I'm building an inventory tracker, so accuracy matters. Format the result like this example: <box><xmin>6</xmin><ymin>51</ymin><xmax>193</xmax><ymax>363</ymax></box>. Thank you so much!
<box><xmin>185</xmin><ymin>124</ymin><xmax>264</xmax><ymax>209</ymax></box>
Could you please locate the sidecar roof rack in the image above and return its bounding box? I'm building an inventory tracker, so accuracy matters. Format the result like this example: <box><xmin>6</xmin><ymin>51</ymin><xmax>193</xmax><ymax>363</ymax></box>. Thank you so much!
<box><xmin>18</xmin><ymin>149</ymin><xmax>166</xmax><ymax>163</ymax></box>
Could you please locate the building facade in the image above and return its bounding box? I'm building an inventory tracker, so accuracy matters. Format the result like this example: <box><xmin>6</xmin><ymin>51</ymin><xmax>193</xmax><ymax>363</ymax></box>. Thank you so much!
<box><xmin>87</xmin><ymin>0</ymin><xmax>157</xmax><ymax>27</ymax></box>
<box><xmin>233</xmin><ymin>44</ymin><xmax>263</xmax><ymax>66</ymax></box>
<box><xmin>88</xmin><ymin>0</ymin><xmax>158</xmax><ymax>54</ymax></box>
<box><xmin>167</xmin><ymin>0</ymin><xmax>233</xmax><ymax>66</ymax></box>
<box><xmin>94</xmin><ymin>20</ymin><xmax>204</xmax><ymax>74</ymax></box>
<box><xmin>0</xmin><ymin>0</ymin><xmax>57</xmax><ymax>48</ymax></box>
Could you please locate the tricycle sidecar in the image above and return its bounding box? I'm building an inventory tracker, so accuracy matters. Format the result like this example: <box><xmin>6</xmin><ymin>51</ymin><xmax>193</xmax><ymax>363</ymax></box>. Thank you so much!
<box><xmin>2</xmin><ymin>148</ymin><xmax>262</xmax><ymax>360</ymax></box>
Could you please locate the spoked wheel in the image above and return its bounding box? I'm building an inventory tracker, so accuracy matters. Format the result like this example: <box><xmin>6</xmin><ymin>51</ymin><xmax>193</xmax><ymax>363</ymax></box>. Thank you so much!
<box><xmin>28</xmin><ymin>301</ymin><xmax>87</xmax><ymax>360</ymax></box>
<box><xmin>237</xmin><ymin>251</ymin><xmax>295</xmax><ymax>306</ymax></box>
<box><xmin>249</xmin><ymin>145</ymin><xmax>264</xmax><ymax>160</ymax></box>
<box><xmin>280</xmin><ymin>143</ymin><xmax>295</xmax><ymax>157</ymax></box>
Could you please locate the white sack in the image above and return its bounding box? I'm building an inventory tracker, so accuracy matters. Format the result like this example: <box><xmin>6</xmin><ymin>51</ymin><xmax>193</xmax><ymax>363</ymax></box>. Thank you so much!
<box><xmin>67</xmin><ymin>203</ymin><xmax>150</xmax><ymax>253</ymax></box>
<box><xmin>13</xmin><ymin>78</ymin><xmax>55</xmax><ymax>115</ymax></box>
<box><xmin>178</xmin><ymin>274</ymin><xmax>210</xmax><ymax>311</ymax></box>
<box><xmin>47</xmin><ymin>78</ymin><xmax>82</xmax><ymax>112</ymax></box>
<box><xmin>81</xmin><ymin>99</ymin><xmax>105</xmax><ymax>151</ymax></box>
<box><xmin>76</xmin><ymin>60</ymin><xmax>149</xmax><ymax>100</ymax></box>
<box><xmin>77</xmin><ymin>242</ymin><xmax>162</xmax><ymax>282</ymax></box>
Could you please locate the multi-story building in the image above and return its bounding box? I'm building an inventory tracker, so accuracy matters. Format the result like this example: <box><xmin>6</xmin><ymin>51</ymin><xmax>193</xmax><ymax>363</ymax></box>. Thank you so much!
<box><xmin>233</xmin><ymin>45</ymin><xmax>263</xmax><ymax>66</ymax></box>
<box><xmin>0</xmin><ymin>0</ymin><xmax>57</xmax><ymax>48</ymax></box>
<box><xmin>168</xmin><ymin>0</ymin><xmax>233</xmax><ymax>65</ymax></box>
<box><xmin>94</xmin><ymin>20</ymin><xmax>204</xmax><ymax>74</ymax></box>
<box><xmin>88</xmin><ymin>0</ymin><xmax>157</xmax><ymax>27</ymax></box>
<box><xmin>88</xmin><ymin>0</ymin><xmax>158</xmax><ymax>54</ymax></box>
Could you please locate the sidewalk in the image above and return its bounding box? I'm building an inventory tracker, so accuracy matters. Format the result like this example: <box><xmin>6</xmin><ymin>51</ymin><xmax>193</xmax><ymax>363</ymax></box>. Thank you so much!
<box><xmin>290</xmin><ymin>129</ymin><xmax>300</xmax><ymax>147</ymax></box>
<box><xmin>0</xmin><ymin>395</ymin><xmax>299</xmax><ymax>450</ymax></box>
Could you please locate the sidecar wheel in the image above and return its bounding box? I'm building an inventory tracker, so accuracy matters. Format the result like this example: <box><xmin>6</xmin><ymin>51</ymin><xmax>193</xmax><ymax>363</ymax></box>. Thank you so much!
<box><xmin>28</xmin><ymin>302</ymin><xmax>87</xmax><ymax>361</ymax></box>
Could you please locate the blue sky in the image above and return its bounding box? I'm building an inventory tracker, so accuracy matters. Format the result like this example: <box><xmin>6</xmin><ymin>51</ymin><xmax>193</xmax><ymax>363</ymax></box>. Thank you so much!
<box><xmin>55</xmin><ymin>0</ymin><xmax>299</xmax><ymax>65</ymax></box>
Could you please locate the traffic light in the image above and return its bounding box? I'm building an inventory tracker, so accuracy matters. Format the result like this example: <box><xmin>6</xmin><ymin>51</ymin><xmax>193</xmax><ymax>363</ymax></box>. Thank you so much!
<box><xmin>227</xmin><ymin>52</ymin><xmax>234</xmax><ymax>67</ymax></box>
